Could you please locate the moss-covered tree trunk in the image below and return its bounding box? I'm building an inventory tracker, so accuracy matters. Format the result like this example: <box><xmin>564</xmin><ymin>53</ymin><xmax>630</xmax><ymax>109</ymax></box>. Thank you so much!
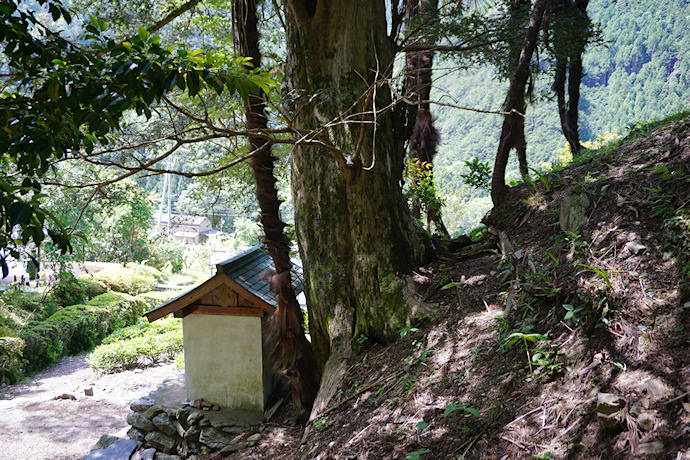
<box><xmin>284</xmin><ymin>0</ymin><xmax>434</xmax><ymax>416</ymax></box>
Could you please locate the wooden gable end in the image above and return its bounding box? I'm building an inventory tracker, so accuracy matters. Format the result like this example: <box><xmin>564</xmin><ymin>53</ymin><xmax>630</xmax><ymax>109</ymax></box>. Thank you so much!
<box><xmin>145</xmin><ymin>272</ymin><xmax>276</xmax><ymax>322</ymax></box>
<box><xmin>174</xmin><ymin>282</ymin><xmax>264</xmax><ymax>318</ymax></box>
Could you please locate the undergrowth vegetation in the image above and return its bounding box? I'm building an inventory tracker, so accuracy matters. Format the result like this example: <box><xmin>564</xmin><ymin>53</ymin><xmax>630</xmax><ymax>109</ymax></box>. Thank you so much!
<box><xmin>275</xmin><ymin>112</ymin><xmax>690</xmax><ymax>460</ymax></box>
<box><xmin>18</xmin><ymin>293</ymin><xmax>147</xmax><ymax>374</ymax></box>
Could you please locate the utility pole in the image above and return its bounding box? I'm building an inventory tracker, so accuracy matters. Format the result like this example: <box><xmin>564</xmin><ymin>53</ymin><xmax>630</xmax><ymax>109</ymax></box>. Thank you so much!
<box><xmin>156</xmin><ymin>158</ymin><xmax>175</xmax><ymax>234</ymax></box>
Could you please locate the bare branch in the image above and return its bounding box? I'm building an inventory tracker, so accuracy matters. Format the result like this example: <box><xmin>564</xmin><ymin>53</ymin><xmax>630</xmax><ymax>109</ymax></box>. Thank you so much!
<box><xmin>147</xmin><ymin>0</ymin><xmax>203</xmax><ymax>35</ymax></box>
<box><xmin>402</xmin><ymin>38</ymin><xmax>503</xmax><ymax>53</ymax></box>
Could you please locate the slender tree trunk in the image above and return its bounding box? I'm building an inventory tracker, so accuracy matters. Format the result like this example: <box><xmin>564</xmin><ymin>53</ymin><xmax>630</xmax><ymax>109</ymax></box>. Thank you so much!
<box><xmin>233</xmin><ymin>0</ymin><xmax>319</xmax><ymax>412</ymax></box>
<box><xmin>284</xmin><ymin>0</ymin><xmax>434</xmax><ymax>417</ymax></box>
<box><xmin>566</xmin><ymin>55</ymin><xmax>583</xmax><ymax>153</ymax></box>
<box><xmin>403</xmin><ymin>0</ymin><xmax>448</xmax><ymax>237</ymax></box>
<box><xmin>491</xmin><ymin>0</ymin><xmax>547</xmax><ymax>205</ymax></box>
<box><xmin>552</xmin><ymin>0</ymin><xmax>588</xmax><ymax>156</ymax></box>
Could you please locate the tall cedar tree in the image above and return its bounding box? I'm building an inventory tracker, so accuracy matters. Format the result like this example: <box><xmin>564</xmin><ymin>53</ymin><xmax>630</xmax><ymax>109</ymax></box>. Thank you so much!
<box><xmin>491</xmin><ymin>0</ymin><xmax>547</xmax><ymax>204</ymax></box>
<box><xmin>285</xmin><ymin>0</ymin><xmax>434</xmax><ymax>418</ymax></box>
<box><xmin>403</xmin><ymin>0</ymin><xmax>449</xmax><ymax>237</ymax></box>
<box><xmin>232</xmin><ymin>0</ymin><xmax>319</xmax><ymax>412</ymax></box>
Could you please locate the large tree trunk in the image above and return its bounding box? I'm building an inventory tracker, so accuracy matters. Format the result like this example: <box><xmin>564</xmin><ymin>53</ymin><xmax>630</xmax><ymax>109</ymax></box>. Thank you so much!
<box><xmin>233</xmin><ymin>0</ymin><xmax>319</xmax><ymax>412</ymax></box>
<box><xmin>284</xmin><ymin>0</ymin><xmax>434</xmax><ymax>417</ymax></box>
<box><xmin>491</xmin><ymin>0</ymin><xmax>547</xmax><ymax>205</ymax></box>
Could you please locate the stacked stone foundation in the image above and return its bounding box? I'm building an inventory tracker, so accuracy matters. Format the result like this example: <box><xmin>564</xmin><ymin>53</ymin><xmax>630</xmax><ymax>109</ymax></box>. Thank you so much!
<box><xmin>126</xmin><ymin>397</ymin><xmax>261</xmax><ymax>458</ymax></box>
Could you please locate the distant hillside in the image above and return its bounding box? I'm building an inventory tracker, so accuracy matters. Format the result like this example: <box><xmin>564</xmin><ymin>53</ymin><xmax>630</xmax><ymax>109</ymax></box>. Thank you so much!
<box><xmin>433</xmin><ymin>0</ymin><xmax>690</xmax><ymax>234</ymax></box>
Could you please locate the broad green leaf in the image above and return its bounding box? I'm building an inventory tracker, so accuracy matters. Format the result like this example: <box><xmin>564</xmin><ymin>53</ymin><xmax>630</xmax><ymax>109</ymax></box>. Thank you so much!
<box><xmin>444</xmin><ymin>403</ymin><xmax>480</xmax><ymax>418</ymax></box>
<box><xmin>8</xmin><ymin>202</ymin><xmax>33</xmax><ymax>226</ymax></box>
<box><xmin>187</xmin><ymin>71</ymin><xmax>200</xmax><ymax>97</ymax></box>
<box><xmin>138</xmin><ymin>27</ymin><xmax>150</xmax><ymax>41</ymax></box>
<box><xmin>46</xmin><ymin>80</ymin><xmax>59</xmax><ymax>101</ymax></box>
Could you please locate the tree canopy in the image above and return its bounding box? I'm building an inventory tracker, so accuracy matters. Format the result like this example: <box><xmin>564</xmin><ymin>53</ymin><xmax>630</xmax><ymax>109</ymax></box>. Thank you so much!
<box><xmin>0</xmin><ymin>0</ymin><xmax>272</xmax><ymax>273</ymax></box>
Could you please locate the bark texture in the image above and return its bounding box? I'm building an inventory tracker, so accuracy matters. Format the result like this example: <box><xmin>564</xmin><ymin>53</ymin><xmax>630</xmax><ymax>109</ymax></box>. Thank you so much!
<box><xmin>233</xmin><ymin>0</ymin><xmax>318</xmax><ymax>412</ymax></box>
<box><xmin>491</xmin><ymin>0</ymin><xmax>547</xmax><ymax>205</ymax></box>
<box><xmin>284</xmin><ymin>0</ymin><xmax>434</xmax><ymax>416</ymax></box>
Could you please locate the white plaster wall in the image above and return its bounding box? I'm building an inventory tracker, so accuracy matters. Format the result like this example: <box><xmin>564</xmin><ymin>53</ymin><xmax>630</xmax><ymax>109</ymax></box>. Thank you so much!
<box><xmin>183</xmin><ymin>314</ymin><xmax>264</xmax><ymax>412</ymax></box>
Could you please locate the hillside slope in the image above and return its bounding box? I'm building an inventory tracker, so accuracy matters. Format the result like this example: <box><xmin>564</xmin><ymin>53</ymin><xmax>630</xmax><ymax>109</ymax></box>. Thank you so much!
<box><xmin>433</xmin><ymin>0</ymin><xmax>690</xmax><ymax>234</ymax></box>
<box><xmin>221</xmin><ymin>113</ymin><xmax>690</xmax><ymax>459</ymax></box>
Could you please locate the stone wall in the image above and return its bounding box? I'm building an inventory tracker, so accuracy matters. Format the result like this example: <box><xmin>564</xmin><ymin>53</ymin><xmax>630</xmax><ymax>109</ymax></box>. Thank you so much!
<box><xmin>126</xmin><ymin>396</ymin><xmax>261</xmax><ymax>458</ymax></box>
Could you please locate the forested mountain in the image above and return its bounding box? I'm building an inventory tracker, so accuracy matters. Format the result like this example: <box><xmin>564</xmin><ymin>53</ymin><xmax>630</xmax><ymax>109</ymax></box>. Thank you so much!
<box><xmin>433</xmin><ymin>0</ymin><xmax>690</xmax><ymax>233</ymax></box>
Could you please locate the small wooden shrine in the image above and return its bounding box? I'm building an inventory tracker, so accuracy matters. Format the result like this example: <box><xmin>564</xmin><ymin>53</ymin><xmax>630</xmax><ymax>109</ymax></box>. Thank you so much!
<box><xmin>144</xmin><ymin>245</ymin><xmax>303</xmax><ymax>414</ymax></box>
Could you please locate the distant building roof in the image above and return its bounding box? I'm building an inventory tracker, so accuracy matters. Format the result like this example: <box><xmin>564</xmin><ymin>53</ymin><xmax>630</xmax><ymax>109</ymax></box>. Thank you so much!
<box><xmin>155</xmin><ymin>214</ymin><xmax>211</xmax><ymax>227</ymax></box>
<box><xmin>174</xmin><ymin>231</ymin><xmax>200</xmax><ymax>239</ymax></box>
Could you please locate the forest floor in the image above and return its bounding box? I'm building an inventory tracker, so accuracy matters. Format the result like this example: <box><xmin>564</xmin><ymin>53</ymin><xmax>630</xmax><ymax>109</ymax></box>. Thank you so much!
<box><xmin>0</xmin><ymin>354</ymin><xmax>179</xmax><ymax>460</ymax></box>
<box><xmin>216</xmin><ymin>115</ymin><xmax>690</xmax><ymax>459</ymax></box>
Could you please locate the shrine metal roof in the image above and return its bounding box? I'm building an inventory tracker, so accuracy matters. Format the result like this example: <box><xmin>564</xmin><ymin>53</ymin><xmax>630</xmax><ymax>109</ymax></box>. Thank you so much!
<box><xmin>215</xmin><ymin>244</ymin><xmax>304</xmax><ymax>308</ymax></box>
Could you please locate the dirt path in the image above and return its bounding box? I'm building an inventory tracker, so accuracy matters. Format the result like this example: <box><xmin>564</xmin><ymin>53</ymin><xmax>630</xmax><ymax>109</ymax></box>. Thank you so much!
<box><xmin>0</xmin><ymin>355</ymin><xmax>180</xmax><ymax>460</ymax></box>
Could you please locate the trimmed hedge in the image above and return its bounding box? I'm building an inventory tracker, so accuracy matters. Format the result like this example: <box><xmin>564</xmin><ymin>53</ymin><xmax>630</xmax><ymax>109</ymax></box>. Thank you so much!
<box><xmin>0</xmin><ymin>274</ymin><xmax>107</xmax><ymax>325</ymax></box>
<box><xmin>88</xmin><ymin>316</ymin><xmax>183</xmax><ymax>373</ymax></box>
<box><xmin>18</xmin><ymin>293</ymin><xmax>146</xmax><ymax>373</ymax></box>
<box><xmin>137</xmin><ymin>289</ymin><xmax>184</xmax><ymax>309</ymax></box>
<box><xmin>0</xmin><ymin>337</ymin><xmax>25</xmax><ymax>385</ymax></box>
<box><xmin>79</xmin><ymin>264</ymin><xmax>162</xmax><ymax>295</ymax></box>
<box><xmin>85</xmin><ymin>291</ymin><xmax>134</xmax><ymax>307</ymax></box>
<box><xmin>50</xmin><ymin>273</ymin><xmax>106</xmax><ymax>308</ymax></box>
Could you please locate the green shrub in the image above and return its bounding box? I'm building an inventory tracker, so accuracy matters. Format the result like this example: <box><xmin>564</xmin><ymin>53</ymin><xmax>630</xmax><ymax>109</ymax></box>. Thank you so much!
<box><xmin>100</xmin><ymin>317</ymin><xmax>178</xmax><ymax>345</ymax></box>
<box><xmin>1</xmin><ymin>290</ymin><xmax>61</xmax><ymax>321</ymax></box>
<box><xmin>19</xmin><ymin>320</ymin><xmax>64</xmax><ymax>372</ymax></box>
<box><xmin>147</xmin><ymin>236</ymin><xmax>186</xmax><ymax>273</ymax></box>
<box><xmin>126</xmin><ymin>262</ymin><xmax>165</xmax><ymax>282</ymax></box>
<box><xmin>50</xmin><ymin>273</ymin><xmax>88</xmax><ymax>307</ymax></box>
<box><xmin>99</xmin><ymin>317</ymin><xmax>152</xmax><ymax>345</ymax></box>
<box><xmin>86</xmin><ymin>293</ymin><xmax>147</xmax><ymax>331</ymax></box>
<box><xmin>88</xmin><ymin>316</ymin><xmax>183</xmax><ymax>373</ymax></box>
<box><xmin>0</xmin><ymin>337</ymin><xmax>26</xmax><ymax>385</ymax></box>
<box><xmin>137</xmin><ymin>290</ymin><xmax>184</xmax><ymax>309</ymax></box>
<box><xmin>80</xmin><ymin>264</ymin><xmax>162</xmax><ymax>295</ymax></box>
<box><xmin>0</xmin><ymin>300</ymin><xmax>29</xmax><ymax>334</ymax></box>
<box><xmin>0</xmin><ymin>275</ymin><xmax>107</xmax><ymax>327</ymax></box>
<box><xmin>85</xmin><ymin>291</ymin><xmax>134</xmax><ymax>307</ymax></box>
<box><xmin>44</xmin><ymin>305</ymin><xmax>111</xmax><ymax>355</ymax></box>
<box><xmin>79</xmin><ymin>277</ymin><xmax>108</xmax><ymax>298</ymax></box>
